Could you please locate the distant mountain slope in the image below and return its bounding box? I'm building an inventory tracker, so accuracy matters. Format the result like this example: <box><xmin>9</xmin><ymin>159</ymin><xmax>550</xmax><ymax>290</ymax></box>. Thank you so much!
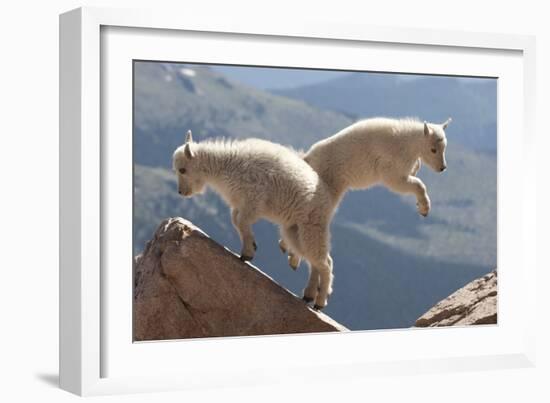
<box><xmin>274</xmin><ymin>73</ymin><xmax>497</xmax><ymax>153</ymax></box>
<box><xmin>134</xmin><ymin>62</ymin><xmax>352</xmax><ymax>168</ymax></box>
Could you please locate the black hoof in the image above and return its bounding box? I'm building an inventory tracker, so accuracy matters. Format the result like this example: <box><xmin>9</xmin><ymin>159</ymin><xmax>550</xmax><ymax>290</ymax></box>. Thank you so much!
<box><xmin>313</xmin><ymin>304</ymin><xmax>324</xmax><ymax>311</ymax></box>
<box><xmin>253</xmin><ymin>241</ymin><xmax>258</xmax><ymax>251</ymax></box>
<box><xmin>240</xmin><ymin>254</ymin><xmax>253</xmax><ymax>262</ymax></box>
<box><xmin>302</xmin><ymin>296</ymin><xmax>314</xmax><ymax>303</ymax></box>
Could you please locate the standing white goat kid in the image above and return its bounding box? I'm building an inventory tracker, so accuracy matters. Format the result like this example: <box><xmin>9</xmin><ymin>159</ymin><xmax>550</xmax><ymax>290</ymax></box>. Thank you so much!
<box><xmin>173</xmin><ymin>131</ymin><xmax>337</xmax><ymax>309</ymax></box>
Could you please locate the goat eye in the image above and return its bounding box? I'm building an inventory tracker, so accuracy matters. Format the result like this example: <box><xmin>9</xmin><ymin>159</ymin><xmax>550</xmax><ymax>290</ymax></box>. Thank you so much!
<box><xmin>431</xmin><ymin>148</ymin><xmax>437</xmax><ymax>154</ymax></box>
<box><xmin>179</xmin><ymin>168</ymin><xmax>186</xmax><ymax>174</ymax></box>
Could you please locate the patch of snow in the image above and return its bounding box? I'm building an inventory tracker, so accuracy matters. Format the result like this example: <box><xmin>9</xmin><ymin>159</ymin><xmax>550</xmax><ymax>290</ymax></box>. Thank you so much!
<box><xmin>164</xmin><ymin>74</ymin><xmax>173</xmax><ymax>82</ymax></box>
<box><xmin>179</xmin><ymin>68</ymin><xmax>196</xmax><ymax>77</ymax></box>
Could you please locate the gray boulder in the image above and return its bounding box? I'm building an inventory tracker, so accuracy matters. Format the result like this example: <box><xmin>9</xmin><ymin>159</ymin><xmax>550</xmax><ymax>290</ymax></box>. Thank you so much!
<box><xmin>134</xmin><ymin>217</ymin><xmax>347</xmax><ymax>341</ymax></box>
<box><xmin>415</xmin><ymin>270</ymin><xmax>497</xmax><ymax>327</ymax></box>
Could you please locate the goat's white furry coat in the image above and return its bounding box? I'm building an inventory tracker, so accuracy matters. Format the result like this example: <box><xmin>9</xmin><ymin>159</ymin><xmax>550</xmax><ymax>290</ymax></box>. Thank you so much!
<box><xmin>173</xmin><ymin>132</ymin><xmax>336</xmax><ymax>308</ymax></box>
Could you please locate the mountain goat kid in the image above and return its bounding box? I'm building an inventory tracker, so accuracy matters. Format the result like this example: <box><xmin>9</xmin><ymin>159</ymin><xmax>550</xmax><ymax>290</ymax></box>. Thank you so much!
<box><xmin>173</xmin><ymin>131</ymin><xmax>337</xmax><ymax>310</ymax></box>
<box><xmin>305</xmin><ymin>117</ymin><xmax>451</xmax><ymax>217</ymax></box>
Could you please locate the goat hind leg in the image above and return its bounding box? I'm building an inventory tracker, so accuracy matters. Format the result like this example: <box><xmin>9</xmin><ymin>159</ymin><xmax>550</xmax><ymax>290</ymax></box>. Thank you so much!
<box><xmin>313</xmin><ymin>255</ymin><xmax>334</xmax><ymax>310</ymax></box>
<box><xmin>278</xmin><ymin>238</ymin><xmax>288</xmax><ymax>254</ymax></box>
<box><xmin>280</xmin><ymin>225</ymin><xmax>302</xmax><ymax>271</ymax></box>
<box><xmin>288</xmin><ymin>253</ymin><xmax>301</xmax><ymax>271</ymax></box>
<box><xmin>303</xmin><ymin>266</ymin><xmax>320</xmax><ymax>303</ymax></box>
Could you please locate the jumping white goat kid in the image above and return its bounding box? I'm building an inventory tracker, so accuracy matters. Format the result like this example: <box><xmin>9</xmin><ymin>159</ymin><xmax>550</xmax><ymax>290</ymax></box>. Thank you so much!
<box><xmin>173</xmin><ymin>131</ymin><xmax>337</xmax><ymax>310</ymax></box>
<box><xmin>279</xmin><ymin>117</ymin><xmax>451</xmax><ymax>264</ymax></box>
<box><xmin>306</xmin><ymin>117</ymin><xmax>451</xmax><ymax>216</ymax></box>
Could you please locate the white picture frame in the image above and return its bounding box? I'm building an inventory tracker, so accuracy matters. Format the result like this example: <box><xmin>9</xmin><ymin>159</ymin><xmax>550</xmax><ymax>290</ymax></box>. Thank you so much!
<box><xmin>59</xmin><ymin>6</ymin><xmax>537</xmax><ymax>396</ymax></box>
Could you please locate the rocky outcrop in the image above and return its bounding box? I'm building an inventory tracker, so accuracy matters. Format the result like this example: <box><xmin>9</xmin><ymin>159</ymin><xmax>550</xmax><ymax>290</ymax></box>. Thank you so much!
<box><xmin>134</xmin><ymin>217</ymin><xmax>347</xmax><ymax>341</ymax></box>
<box><xmin>415</xmin><ymin>270</ymin><xmax>497</xmax><ymax>327</ymax></box>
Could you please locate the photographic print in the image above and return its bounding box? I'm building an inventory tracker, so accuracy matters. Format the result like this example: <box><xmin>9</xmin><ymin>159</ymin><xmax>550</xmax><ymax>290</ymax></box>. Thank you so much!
<box><xmin>132</xmin><ymin>61</ymin><xmax>497</xmax><ymax>341</ymax></box>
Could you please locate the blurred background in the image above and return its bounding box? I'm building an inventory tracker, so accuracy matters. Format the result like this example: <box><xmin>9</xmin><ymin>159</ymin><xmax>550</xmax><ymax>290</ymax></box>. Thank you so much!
<box><xmin>133</xmin><ymin>61</ymin><xmax>497</xmax><ymax>331</ymax></box>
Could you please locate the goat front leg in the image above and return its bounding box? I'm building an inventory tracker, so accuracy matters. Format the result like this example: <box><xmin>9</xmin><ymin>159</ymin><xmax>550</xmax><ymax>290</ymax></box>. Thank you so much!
<box><xmin>231</xmin><ymin>208</ymin><xmax>258</xmax><ymax>261</ymax></box>
<box><xmin>411</xmin><ymin>158</ymin><xmax>421</xmax><ymax>176</ymax></box>
<box><xmin>385</xmin><ymin>175</ymin><xmax>431</xmax><ymax>217</ymax></box>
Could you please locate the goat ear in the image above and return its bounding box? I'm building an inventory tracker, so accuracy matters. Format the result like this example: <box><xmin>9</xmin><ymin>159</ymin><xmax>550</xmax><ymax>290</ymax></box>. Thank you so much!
<box><xmin>184</xmin><ymin>142</ymin><xmax>195</xmax><ymax>159</ymax></box>
<box><xmin>185</xmin><ymin>130</ymin><xmax>193</xmax><ymax>144</ymax></box>
<box><xmin>424</xmin><ymin>121</ymin><xmax>430</xmax><ymax>136</ymax></box>
<box><xmin>442</xmin><ymin>118</ymin><xmax>452</xmax><ymax>130</ymax></box>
